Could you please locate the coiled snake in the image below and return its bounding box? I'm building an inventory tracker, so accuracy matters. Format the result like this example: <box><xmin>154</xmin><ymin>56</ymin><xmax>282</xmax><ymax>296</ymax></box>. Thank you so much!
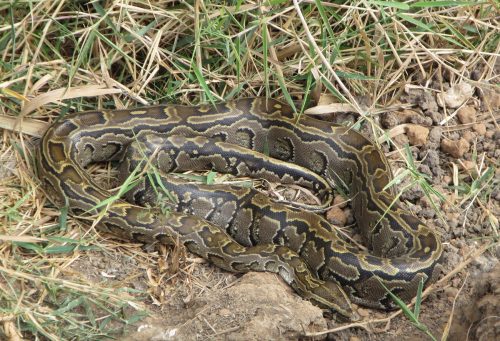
<box><xmin>36</xmin><ymin>98</ymin><xmax>442</xmax><ymax>318</ymax></box>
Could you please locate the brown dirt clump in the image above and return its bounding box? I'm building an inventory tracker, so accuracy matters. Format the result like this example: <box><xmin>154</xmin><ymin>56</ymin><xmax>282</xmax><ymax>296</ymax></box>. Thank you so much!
<box><xmin>123</xmin><ymin>273</ymin><xmax>328</xmax><ymax>341</ymax></box>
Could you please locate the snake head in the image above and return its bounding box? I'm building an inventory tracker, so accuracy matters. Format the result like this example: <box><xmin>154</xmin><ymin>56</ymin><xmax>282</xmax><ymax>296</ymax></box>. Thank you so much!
<box><xmin>304</xmin><ymin>278</ymin><xmax>355</xmax><ymax>320</ymax></box>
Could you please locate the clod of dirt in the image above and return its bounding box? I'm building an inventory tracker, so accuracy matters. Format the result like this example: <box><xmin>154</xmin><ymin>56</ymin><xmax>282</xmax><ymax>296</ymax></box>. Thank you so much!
<box><xmin>124</xmin><ymin>273</ymin><xmax>328</xmax><ymax>341</ymax></box>
<box><xmin>394</xmin><ymin>109</ymin><xmax>419</xmax><ymax>123</ymax></box>
<box><xmin>405</xmin><ymin>124</ymin><xmax>429</xmax><ymax>146</ymax></box>
<box><xmin>473</xmin><ymin>123</ymin><xmax>487</xmax><ymax>135</ymax></box>
<box><xmin>326</xmin><ymin>206</ymin><xmax>347</xmax><ymax>226</ymax></box>
<box><xmin>429</xmin><ymin>127</ymin><xmax>443</xmax><ymax>144</ymax></box>
<box><xmin>456</xmin><ymin>105</ymin><xmax>476</xmax><ymax>124</ymax></box>
<box><xmin>479</xmin><ymin>85</ymin><xmax>500</xmax><ymax>110</ymax></box>
<box><xmin>437</xmin><ymin>82</ymin><xmax>474</xmax><ymax>108</ymax></box>
<box><xmin>449</xmin><ymin>262</ymin><xmax>500</xmax><ymax>341</ymax></box>
<box><xmin>462</xmin><ymin>130</ymin><xmax>476</xmax><ymax>143</ymax></box>
<box><xmin>380</xmin><ymin>112</ymin><xmax>398</xmax><ymax>129</ymax></box>
<box><xmin>393</xmin><ymin>133</ymin><xmax>409</xmax><ymax>147</ymax></box>
<box><xmin>419</xmin><ymin>91</ymin><xmax>439</xmax><ymax>112</ymax></box>
<box><xmin>440</xmin><ymin>138</ymin><xmax>470</xmax><ymax>158</ymax></box>
<box><xmin>333</xmin><ymin>195</ymin><xmax>348</xmax><ymax>208</ymax></box>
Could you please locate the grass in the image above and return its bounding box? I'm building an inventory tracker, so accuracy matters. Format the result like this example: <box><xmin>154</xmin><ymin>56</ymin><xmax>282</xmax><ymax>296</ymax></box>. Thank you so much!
<box><xmin>382</xmin><ymin>278</ymin><xmax>437</xmax><ymax>341</ymax></box>
<box><xmin>0</xmin><ymin>0</ymin><xmax>499</xmax><ymax>340</ymax></box>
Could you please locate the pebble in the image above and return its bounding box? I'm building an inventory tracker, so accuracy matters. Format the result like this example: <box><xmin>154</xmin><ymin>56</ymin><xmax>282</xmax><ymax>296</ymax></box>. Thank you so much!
<box><xmin>333</xmin><ymin>195</ymin><xmax>348</xmax><ymax>208</ymax></box>
<box><xmin>441</xmin><ymin>138</ymin><xmax>470</xmax><ymax>158</ymax></box>
<box><xmin>457</xmin><ymin>105</ymin><xmax>476</xmax><ymax>124</ymax></box>
<box><xmin>357</xmin><ymin>308</ymin><xmax>370</xmax><ymax>318</ymax></box>
<box><xmin>405</xmin><ymin>124</ymin><xmax>429</xmax><ymax>146</ymax></box>
<box><xmin>326</xmin><ymin>206</ymin><xmax>347</xmax><ymax>226</ymax></box>
<box><xmin>472</xmin><ymin>123</ymin><xmax>486</xmax><ymax>135</ymax></box>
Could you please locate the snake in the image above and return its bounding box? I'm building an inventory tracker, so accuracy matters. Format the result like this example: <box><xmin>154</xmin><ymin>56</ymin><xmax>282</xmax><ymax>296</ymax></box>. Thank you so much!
<box><xmin>36</xmin><ymin>98</ymin><xmax>443</xmax><ymax>318</ymax></box>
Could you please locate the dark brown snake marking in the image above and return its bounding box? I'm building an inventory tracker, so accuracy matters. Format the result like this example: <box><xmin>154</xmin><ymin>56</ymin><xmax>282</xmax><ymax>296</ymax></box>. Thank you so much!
<box><xmin>36</xmin><ymin>98</ymin><xmax>442</xmax><ymax>318</ymax></box>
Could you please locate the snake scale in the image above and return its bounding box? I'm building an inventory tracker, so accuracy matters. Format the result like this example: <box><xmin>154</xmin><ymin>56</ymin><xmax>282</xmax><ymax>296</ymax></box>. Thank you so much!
<box><xmin>36</xmin><ymin>98</ymin><xmax>442</xmax><ymax>318</ymax></box>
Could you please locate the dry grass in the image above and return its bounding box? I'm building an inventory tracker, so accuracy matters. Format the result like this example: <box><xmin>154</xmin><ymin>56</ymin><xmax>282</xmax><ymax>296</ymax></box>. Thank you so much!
<box><xmin>0</xmin><ymin>1</ymin><xmax>499</xmax><ymax>340</ymax></box>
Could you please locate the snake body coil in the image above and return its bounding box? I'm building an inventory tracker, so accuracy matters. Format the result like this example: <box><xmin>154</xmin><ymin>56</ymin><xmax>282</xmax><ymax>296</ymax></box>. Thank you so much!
<box><xmin>37</xmin><ymin>98</ymin><xmax>442</xmax><ymax>318</ymax></box>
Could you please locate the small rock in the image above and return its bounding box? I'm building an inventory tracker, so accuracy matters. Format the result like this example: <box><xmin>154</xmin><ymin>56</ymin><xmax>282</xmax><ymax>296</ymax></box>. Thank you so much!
<box><xmin>457</xmin><ymin>105</ymin><xmax>476</xmax><ymax>124</ymax></box>
<box><xmin>350</xmin><ymin>337</ymin><xmax>362</xmax><ymax>341</ymax></box>
<box><xmin>326</xmin><ymin>206</ymin><xmax>347</xmax><ymax>226</ymax></box>
<box><xmin>405</xmin><ymin>124</ymin><xmax>429</xmax><ymax>146</ymax></box>
<box><xmin>333</xmin><ymin>195</ymin><xmax>348</xmax><ymax>208</ymax></box>
<box><xmin>443</xmin><ymin>175</ymin><xmax>452</xmax><ymax>185</ymax></box>
<box><xmin>441</xmin><ymin>138</ymin><xmax>470</xmax><ymax>158</ymax></box>
<box><xmin>437</xmin><ymin>82</ymin><xmax>474</xmax><ymax>108</ymax></box>
<box><xmin>357</xmin><ymin>308</ymin><xmax>370</xmax><ymax>318</ymax></box>
<box><xmin>472</xmin><ymin>123</ymin><xmax>486</xmax><ymax>135</ymax></box>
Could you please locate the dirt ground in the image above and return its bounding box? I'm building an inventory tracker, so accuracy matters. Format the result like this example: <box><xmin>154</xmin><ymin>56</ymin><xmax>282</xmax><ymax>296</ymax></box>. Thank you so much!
<box><xmin>33</xmin><ymin>79</ymin><xmax>498</xmax><ymax>341</ymax></box>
